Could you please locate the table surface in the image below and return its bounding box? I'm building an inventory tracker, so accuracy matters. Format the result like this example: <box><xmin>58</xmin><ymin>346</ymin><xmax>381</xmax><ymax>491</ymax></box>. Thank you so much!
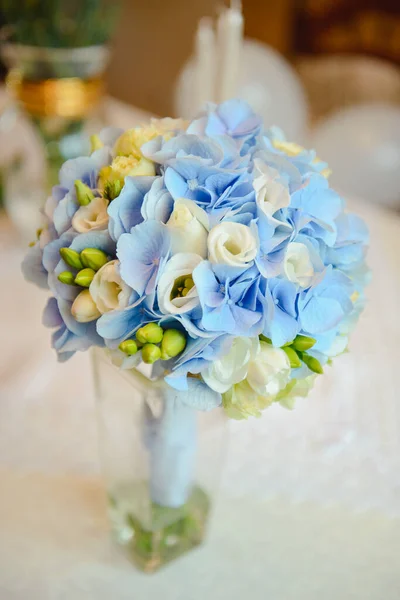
<box><xmin>1</xmin><ymin>98</ymin><xmax>400</xmax><ymax>599</ymax></box>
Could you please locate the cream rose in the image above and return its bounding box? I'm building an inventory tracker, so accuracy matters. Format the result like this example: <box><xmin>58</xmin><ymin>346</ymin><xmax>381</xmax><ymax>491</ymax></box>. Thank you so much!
<box><xmin>89</xmin><ymin>260</ymin><xmax>131</xmax><ymax>314</ymax></box>
<box><xmin>283</xmin><ymin>242</ymin><xmax>315</xmax><ymax>288</ymax></box>
<box><xmin>71</xmin><ymin>197</ymin><xmax>109</xmax><ymax>233</ymax></box>
<box><xmin>207</xmin><ymin>222</ymin><xmax>257</xmax><ymax>267</ymax></box>
<box><xmin>252</xmin><ymin>158</ymin><xmax>290</xmax><ymax>218</ymax></box>
<box><xmin>157</xmin><ymin>253</ymin><xmax>203</xmax><ymax>315</ymax></box>
<box><xmin>166</xmin><ymin>198</ymin><xmax>208</xmax><ymax>257</ymax></box>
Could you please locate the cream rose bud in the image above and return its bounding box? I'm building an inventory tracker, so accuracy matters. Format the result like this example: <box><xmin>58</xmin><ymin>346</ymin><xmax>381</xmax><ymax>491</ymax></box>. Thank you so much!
<box><xmin>71</xmin><ymin>197</ymin><xmax>109</xmax><ymax>233</ymax></box>
<box><xmin>283</xmin><ymin>242</ymin><xmax>315</xmax><ymax>288</ymax></box>
<box><xmin>253</xmin><ymin>158</ymin><xmax>290</xmax><ymax>218</ymax></box>
<box><xmin>202</xmin><ymin>337</ymin><xmax>259</xmax><ymax>393</ymax></box>
<box><xmin>71</xmin><ymin>289</ymin><xmax>101</xmax><ymax>323</ymax></box>
<box><xmin>166</xmin><ymin>199</ymin><xmax>208</xmax><ymax>258</ymax></box>
<box><xmin>207</xmin><ymin>222</ymin><xmax>257</xmax><ymax>267</ymax></box>
<box><xmin>157</xmin><ymin>253</ymin><xmax>202</xmax><ymax>315</ymax></box>
<box><xmin>246</xmin><ymin>341</ymin><xmax>291</xmax><ymax>397</ymax></box>
<box><xmin>89</xmin><ymin>260</ymin><xmax>131</xmax><ymax>314</ymax></box>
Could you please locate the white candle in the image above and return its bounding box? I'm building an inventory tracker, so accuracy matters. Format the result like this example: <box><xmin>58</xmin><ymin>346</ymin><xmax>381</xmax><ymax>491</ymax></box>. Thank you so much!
<box><xmin>195</xmin><ymin>17</ymin><xmax>216</xmax><ymax>109</ymax></box>
<box><xmin>216</xmin><ymin>0</ymin><xmax>244</xmax><ymax>102</ymax></box>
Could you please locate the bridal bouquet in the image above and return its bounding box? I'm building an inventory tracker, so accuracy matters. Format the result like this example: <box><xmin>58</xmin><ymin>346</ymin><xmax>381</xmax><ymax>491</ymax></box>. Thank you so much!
<box><xmin>23</xmin><ymin>99</ymin><xmax>369</xmax><ymax>419</ymax></box>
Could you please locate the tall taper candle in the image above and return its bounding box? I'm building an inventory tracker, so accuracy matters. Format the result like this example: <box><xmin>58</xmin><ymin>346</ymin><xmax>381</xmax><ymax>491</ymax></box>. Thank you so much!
<box><xmin>217</xmin><ymin>1</ymin><xmax>244</xmax><ymax>102</ymax></box>
<box><xmin>195</xmin><ymin>17</ymin><xmax>216</xmax><ymax>109</ymax></box>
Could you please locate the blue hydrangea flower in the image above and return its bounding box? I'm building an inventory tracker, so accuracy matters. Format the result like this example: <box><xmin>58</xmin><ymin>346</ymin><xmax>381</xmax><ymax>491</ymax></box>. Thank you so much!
<box><xmin>43</xmin><ymin>296</ymin><xmax>104</xmax><ymax>361</ymax></box>
<box><xmin>187</xmin><ymin>99</ymin><xmax>262</xmax><ymax>142</ymax></box>
<box><xmin>193</xmin><ymin>262</ymin><xmax>265</xmax><ymax>336</ymax></box>
<box><xmin>108</xmin><ymin>176</ymin><xmax>156</xmax><ymax>240</ymax></box>
<box><xmin>263</xmin><ymin>278</ymin><xmax>299</xmax><ymax>347</ymax></box>
<box><xmin>51</xmin><ymin>148</ymin><xmax>111</xmax><ymax>235</ymax></box>
<box><xmin>117</xmin><ymin>220</ymin><xmax>171</xmax><ymax>296</ymax></box>
<box><xmin>298</xmin><ymin>267</ymin><xmax>354</xmax><ymax>335</ymax></box>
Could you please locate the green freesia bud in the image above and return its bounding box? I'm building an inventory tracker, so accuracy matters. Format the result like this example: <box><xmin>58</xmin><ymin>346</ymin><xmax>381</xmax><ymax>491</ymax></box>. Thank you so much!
<box><xmin>259</xmin><ymin>334</ymin><xmax>272</xmax><ymax>344</ymax></box>
<box><xmin>74</xmin><ymin>180</ymin><xmax>94</xmax><ymax>206</ymax></box>
<box><xmin>90</xmin><ymin>134</ymin><xmax>103</xmax><ymax>152</ymax></box>
<box><xmin>160</xmin><ymin>329</ymin><xmax>187</xmax><ymax>359</ymax></box>
<box><xmin>80</xmin><ymin>248</ymin><xmax>108</xmax><ymax>271</ymax></box>
<box><xmin>103</xmin><ymin>179</ymin><xmax>122</xmax><ymax>202</ymax></box>
<box><xmin>292</xmin><ymin>335</ymin><xmax>316</xmax><ymax>352</ymax></box>
<box><xmin>59</xmin><ymin>247</ymin><xmax>83</xmax><ymax>270</ymax></box>
<box><xmin>58</xmin><ymin>271</ymin><xmax>75</xmax><ymax>285</ymax></box>
<box><xmin>301</xmin><ymin>353</ymin><xmax>323</xmax><ymax>375</ymax></box>
<box><xmin>136</xmin><ymin>323</ymin><xmax>164</xmax><ymax>344</ymax></box>
<box><xmin>74</xmin><ymin>267</ymin><xmax>95</xmax><ymax>288</ymax></box>
<box><xmin>119</xmin><ymin>339</ymin><xmax>138</xmax><ymax>355</ymax></box>
<box><xmin>283</xmin><ymin>346</ymin><xmax>301</xmax><ymax>369</ymax></box>
<box><xmin>141</xmin><ymin>343</ymin><xmax>161</xmax><ymax>364</ymax></box>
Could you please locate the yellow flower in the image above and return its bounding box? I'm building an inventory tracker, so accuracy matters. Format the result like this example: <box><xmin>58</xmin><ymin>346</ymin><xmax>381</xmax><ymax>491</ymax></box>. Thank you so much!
<box><xmin>98</xmin><ymin>155</ymin><xmax>155</xmax><ymax>193</ymax></box>
<box><xmin>114</xmin><ymin>119</ymin><xmax>188</xmax><ymax>157</ymax></box>
<box><xmin>272</xmin><ymin>139</ymin><xmax>332</xmax><ymax>178</ymax></box>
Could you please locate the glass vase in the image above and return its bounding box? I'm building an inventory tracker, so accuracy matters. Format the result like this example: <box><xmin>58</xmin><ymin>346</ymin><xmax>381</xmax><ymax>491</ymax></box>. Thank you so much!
<box><xmin>0</xmin><ymin>44</ymin><xmax>109</xmax><ymax>240</ymax></box>
<box><xmin>91</xmin><ymin>348</ymin><xmax>227</xmax><ymax>573</ymax></box>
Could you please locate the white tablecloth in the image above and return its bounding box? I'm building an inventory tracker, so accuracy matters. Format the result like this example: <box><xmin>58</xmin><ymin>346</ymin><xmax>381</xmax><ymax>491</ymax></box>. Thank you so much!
<box><xmin>1</xmin><ymin>100</ymin><xmax>400</xmax><ymax>599</ymax></box>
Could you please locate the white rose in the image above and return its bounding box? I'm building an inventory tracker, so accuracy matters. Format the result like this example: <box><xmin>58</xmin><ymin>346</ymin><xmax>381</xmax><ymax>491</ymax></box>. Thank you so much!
<box><xmin>246</xmin><ymin>341</ymin><xmax>291</xmax><ymax>396</ymax></box>
<box><xmin>89</xmin><ymin>260</ymin><xmax>131</xmax><ymax>314</ymax></box>
<box><xmin>202</xmin><ymin>337</ymin><xmax>259</xmax><ymax>393</ymax></box>
<box><xmin>166</xmin><ymin>198</ymin><xmax>208</xmax><ymax>257</ymax></box>
<box><xmin>207</xmin><ymin>222</ymin><xmax>257</xmax><ymax>267</ymax></box>
<box><xmin>72</xmin><ymin>197</ymin><xmax>109</xmax><ymax>233</ymax></box>
<box><xmin>157</xmin><ymin>253</ymin><xmax>202</xmax><ymax>315</ymax></box>
<box><xmin>71</xmin><ymin>289</ymin><xmax>101</xmax><ymax>323</ymax></box>
<box><xmin>283</xmin><ymin>242</ymin><xmax>315</xmax><ymax>288</ymax></box>
<box><xmin>253</xmin><ymin>158</ymin><xmax>290</xmax><ymax>217</ymax></box>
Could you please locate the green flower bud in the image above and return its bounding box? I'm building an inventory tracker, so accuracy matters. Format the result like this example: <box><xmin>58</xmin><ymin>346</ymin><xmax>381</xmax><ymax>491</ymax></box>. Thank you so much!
<box><xmin>136</xmin><ymin>323</ymin><xmax>164</xmax><ymax>344</ymax></box>
<box><xmin>74</xmin><ymin>180</ymin><xmax>94</xmax><ymax>206</ymax></box>
<box><xmin>119</xmin><ymin>339</ymin><xmax>138</xmax><ymax>355</ymax></box>
<box><xmin>80</xmin><ymin>248</ymin><xmax>108</xmax><ymax>271</ymax></box>
<box><xmin>283</xmin><ymin>346</ymin><xmax>301</xmax><ymax>369</ymax></box>
<box><xmin>292</xmin><ymin>335</ymin><xmax>316</xmax><ymax>352</ymax></box>
<box><xmin>74</xmin><ymin>268</ymin><xmax>95</xmax><ymax>288</ymax></box>
<box><xmin>103</xmin><ymin>179</ymin><xmax>122</xmax><ymax>201</ymax></box>
<box><xmin>90</xmin><ymin>134</ymin><xmax>103</xmax><ymax>152</ymax></box>
<box><xmin>59</xmin><ymin>247</ymin><xmax>83</xmax><ymax>270</ymax></box>
<box><xmin>160</xmin><ymin>329</ymin><xmax>187</xmax><ymax>359</ymax></box>
<box><xmin>141</xmin><ymin>343</ymin><xmax>161</xmax><ymax>364</ymax></box>
<box><xmin>301</xmin><ymin>353</ymin><xmax>323</xmax><ymax>375</ymax></box>
<box><xmin>259</xmin><ymin>334</ymin><xmax>272</xmax><ymax>345</ymax></box>
<box><xmin>58</xmin><ymin>271</ymin><xmax>75</xmax><ymax>285</ymax></box>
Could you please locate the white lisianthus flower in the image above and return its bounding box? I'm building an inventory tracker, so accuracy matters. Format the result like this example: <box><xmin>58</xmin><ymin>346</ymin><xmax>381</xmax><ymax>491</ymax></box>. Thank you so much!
<box><xmin>283</xmin><ymin>242</ymin><xmax>315</xmax><ymax>288</ymax></box>
<box><xmin>246</xmin><ymin>341</ymin><xmax>291</xmax><ymax>396</ymax></box>
<box><xmin>72</xmin><ymin>197</ymin><xmax>109</xmax><ymax>233</ymax></box>
<box><xmin>157</xmin><ymin>253</ymin><xmax>203</xmax><ymax>315</ymax></box>
<box><xmin>89</xmin><ymin>260</ymin><xmax>131</xmax><ymax>314</ymax></box>
<box><xmin>166</xmin><ymin>198</ymin><xmax>209</xmax><ymax>257</ymax></box>
<box><xmin>207</xmin><ymin>222</ymin><xmax>257</xmax><ymax>267</ymax></box>
<box><xmin>202</xmin><ymin>337</ymin><xmax>259</xmax><ymax>393</ymax></box>
<box><xmin>252</xmin><ymin>158</ymin><xmax>290</xmax><ymax>217</ymax></box>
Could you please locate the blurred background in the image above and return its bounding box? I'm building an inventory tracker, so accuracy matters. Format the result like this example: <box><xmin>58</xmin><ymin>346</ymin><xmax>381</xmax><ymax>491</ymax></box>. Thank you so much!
<box><xmin>0</xmin><ymin>2</ymin><xmax>400</xmax><ymax>599</ymax></box>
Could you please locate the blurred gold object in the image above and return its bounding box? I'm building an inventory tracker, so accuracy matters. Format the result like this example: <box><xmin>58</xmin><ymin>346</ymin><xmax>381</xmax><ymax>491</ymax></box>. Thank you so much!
<box><xmin>6</xmin><ymin>69</ymin><xmax>104</xmax><ymax>118</ymax></box>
